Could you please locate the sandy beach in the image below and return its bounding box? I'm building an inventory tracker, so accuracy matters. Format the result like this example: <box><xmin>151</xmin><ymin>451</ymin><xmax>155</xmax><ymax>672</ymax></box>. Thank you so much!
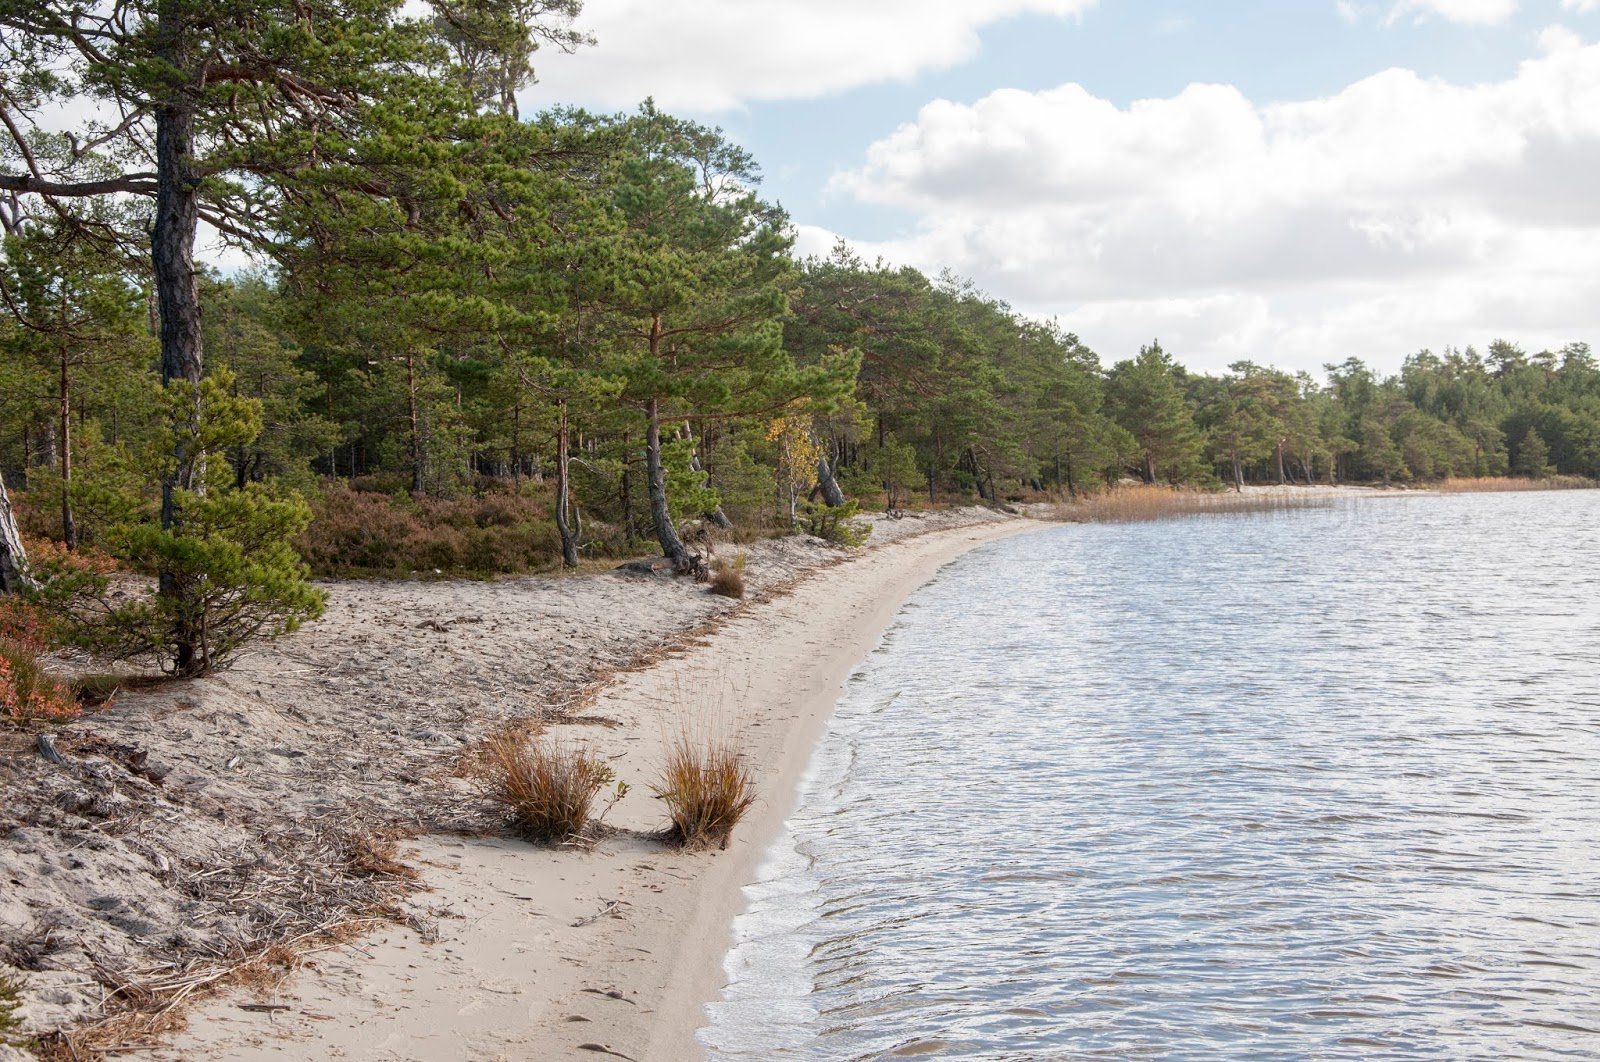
<box><xmin>158</xmin><ymin>515</ymin><xmax>1043</xmax><ymax>1061</ymax></box>
<box><xmin>0</xmin><ymin>509</ymin><xmax>1041</xmax><ymax>1059</ymax></box>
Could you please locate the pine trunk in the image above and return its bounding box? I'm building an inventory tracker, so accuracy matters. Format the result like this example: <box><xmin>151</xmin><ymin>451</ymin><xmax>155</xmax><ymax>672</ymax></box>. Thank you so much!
<box><xmin>0</xmin><ymin>469</ymin><xmax>32</xmax><ymax>594</ymax></box>
<box><xmin>554</xmin><ymin>401</ymin><xmax>579</xmax><ymax>567</ymax></box>
<box><xmin>815</xmin><ymin>454</ymin><xmax>846</xmax><ymax>507</ymax></box>
<box><xmin>59</xmin><ymin>349</ymin><xmax>76</xmax><ymax>550</ymax></box>
<box><xmin>154</xmin><ymin>96</ymin><xmax>204</xmax><ymax>528</ymax></box>
<box><xmin>406</xmin><ymin>352</ymin><xmax>424</xmax><ymax>494</ymax></box>
<box><xmin>646</xmin><ymin>398</ymin><xmax>691</xmax><ymax>572</ymax></box>
<box><xmin>153</xmin><ymin>19</ymin><xmax>205</xmax><ymax>675</ymax></box>
<box><xmin>683</xmin><ymin>422</ymin><xmax>733</xmax><ymax>529</ymax></box>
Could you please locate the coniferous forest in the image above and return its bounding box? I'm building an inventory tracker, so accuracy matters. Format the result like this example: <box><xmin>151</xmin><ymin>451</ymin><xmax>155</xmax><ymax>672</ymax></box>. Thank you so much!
<box><xmin>2</xmin><ymin>1</ymin><xmax>1598</xmax><ymax>674</ymax></box>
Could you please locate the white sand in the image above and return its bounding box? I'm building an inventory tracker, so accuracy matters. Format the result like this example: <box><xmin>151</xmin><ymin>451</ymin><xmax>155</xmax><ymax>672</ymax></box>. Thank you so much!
<box><xmin>154</xmin><ymin>516</ymin><xmax>1044</xmax><ymax>1060</ymax></box>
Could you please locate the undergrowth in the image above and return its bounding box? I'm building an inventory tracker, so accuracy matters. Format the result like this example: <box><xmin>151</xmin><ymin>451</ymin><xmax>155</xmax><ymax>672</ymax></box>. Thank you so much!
<box><xmin>296</xmin><ymin>483</ymin><xmax>571</xmax><ymax>578</ymax></box>
<box><xmin>0</xmin><ymin>638</ymin><xmax>79</xmax><ymax>723</ymax></box>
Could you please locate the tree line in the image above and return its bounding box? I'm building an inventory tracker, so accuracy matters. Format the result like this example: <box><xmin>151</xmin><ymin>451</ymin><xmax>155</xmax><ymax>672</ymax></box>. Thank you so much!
<box><xmin>1</xmin><ymin>0</ymin><xmax>1595</xmax><ymax>675</ymax></box>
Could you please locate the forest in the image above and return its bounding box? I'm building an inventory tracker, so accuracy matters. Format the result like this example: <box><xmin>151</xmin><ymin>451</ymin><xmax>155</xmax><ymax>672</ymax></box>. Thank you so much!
<box><xmin>2</xmin><ymin>1</ymin><xmax>1598</xmax><ymax>678</ymax></box>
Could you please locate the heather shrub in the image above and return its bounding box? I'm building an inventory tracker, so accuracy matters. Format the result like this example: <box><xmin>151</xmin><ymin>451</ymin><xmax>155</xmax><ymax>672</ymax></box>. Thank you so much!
<box><xmin>0</xmin><ymin>638</ymin><xmax>79</xmax><ymax>723</ymax></box>
<box><xmin>0</xmin><ymin>541</ymin><xmax>117</xmax><ymax>652</ymax></box>
<box><xmin>654</xmin><ymin>735</ymin><xmax>756</xmax><ymax>850</ymax></box>
<box><xmin>0</xmin><ymin>598</ymin><xmax>49</xmax><ymax>653</ymax></box>
<box><xmin>297</xmin><ymin>483</ymin><xmax>565</xmax><ymax>577</ymax></box>
<box><xmin>482</xmin><ymin>733</ymin><xmax>616</xmax><ymax>845</ymax></box>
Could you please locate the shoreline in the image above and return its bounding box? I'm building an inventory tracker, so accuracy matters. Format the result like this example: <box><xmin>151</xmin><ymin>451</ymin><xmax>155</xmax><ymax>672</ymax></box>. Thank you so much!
<box><xmin>155</xmin><ymin>516</ymin><xmax>1046</xmax><ymax>1060</ymax></box>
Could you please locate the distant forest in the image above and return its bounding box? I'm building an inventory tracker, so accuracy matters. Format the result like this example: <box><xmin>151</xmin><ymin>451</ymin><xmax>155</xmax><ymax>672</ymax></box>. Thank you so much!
<box><xmin>2</xmin><ymin>1</ymin><xmax>1596</xmax><ymax>592</ymax></box>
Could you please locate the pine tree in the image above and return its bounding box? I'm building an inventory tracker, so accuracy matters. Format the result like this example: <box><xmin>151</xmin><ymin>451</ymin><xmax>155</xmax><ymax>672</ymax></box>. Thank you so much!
<box><xmin>1512</xmin><ymin>426</ymin><xmax>1551</xmax><ymax>479</ymax></box>
<box><xmin>1106</xmin><ymin>342</ymin><xmax>1205</xmax><ymax>484</ymax></box>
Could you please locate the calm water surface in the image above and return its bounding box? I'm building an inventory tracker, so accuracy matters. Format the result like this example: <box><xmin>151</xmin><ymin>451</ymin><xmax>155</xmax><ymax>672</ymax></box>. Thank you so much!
<box><xmin>700</xmin><ymin>491</ymin><xmax>1600</xmax><ymax>1060</ymax></box>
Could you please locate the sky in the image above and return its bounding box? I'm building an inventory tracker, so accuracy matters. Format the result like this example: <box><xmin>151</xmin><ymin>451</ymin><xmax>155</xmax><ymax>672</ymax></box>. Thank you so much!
<box><xmin>516</xmin><ymin>0</ymin><xmax>1600</xmax><ymax>376</ymax></box>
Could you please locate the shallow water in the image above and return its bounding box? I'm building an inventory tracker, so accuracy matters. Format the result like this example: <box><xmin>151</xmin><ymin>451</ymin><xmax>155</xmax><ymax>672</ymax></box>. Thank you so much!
<box><xmin>700</xmin><ymin>491</ymin><xmax>1600</xmax><ymax>1061</ymax></box>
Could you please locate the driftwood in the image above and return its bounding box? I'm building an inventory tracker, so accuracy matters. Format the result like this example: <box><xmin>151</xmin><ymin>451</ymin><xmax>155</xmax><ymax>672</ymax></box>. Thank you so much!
<box><xmin>0</xmin><ymin>468</ymin><xmax>33</xmax><ymax>594</ymax></box>
<box><xmin>37</xmin><ymin>733</ymin><xmax>63</xmax><ymax>765</ymax></box>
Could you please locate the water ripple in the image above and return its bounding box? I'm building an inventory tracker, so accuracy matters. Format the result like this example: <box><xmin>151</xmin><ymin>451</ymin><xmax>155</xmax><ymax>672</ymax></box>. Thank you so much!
<box><xmin>703</xmin><ymin>492</ymin><xmax>1600</xmax><ymax>1061</ymax></box>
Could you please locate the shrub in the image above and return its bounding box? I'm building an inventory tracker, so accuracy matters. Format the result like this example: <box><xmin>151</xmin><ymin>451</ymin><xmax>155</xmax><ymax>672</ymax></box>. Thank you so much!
<box><xmin>800</xmin><ymin>500</ymin><xmax>871</xmax><ymax>548</ymax></box>
<box><xmin>101</xmin><ymin>485</ymin><xmax>326</xmax><ymax>677</ymax></box>
<box><xmin>297</xmin><ymin>483</ymin><xmax>566</xmax><ymax>577</ymax></box>
<box><xmin>653</xmin><ymin>735</ymin><xmax>756</xmax><ymax>850</ymax></box>
<box><xmin>0</xmin><ymin>598</ymin><xmax>49</xmax><ymax>653</ymax></box>
<box><xmin>0</xmin><ymin>638</ymin><xmax>79</xmax><ymax>723</ymax></box>
<box><xmin>2</xmin><ymin>540</ymin><xmax>118</xmax><ymax>652</ymax></box>
<box><xmin>0</xmin><ymin>972</ymin><xmax>23</xmax><ymax>1044</ymax></box>
<box><xmin>707</xmin><ymin>554</ymin><xmax>746</xmax><ymax>599</ymax></box>
<box><xmin>482</xmin><ymin>733</ymin><xmax>615</xmax><ymax>845</ymax></box>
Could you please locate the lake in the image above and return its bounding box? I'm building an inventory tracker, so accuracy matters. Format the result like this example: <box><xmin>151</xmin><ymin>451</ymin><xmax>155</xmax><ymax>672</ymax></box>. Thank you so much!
<box><xmin>700</xmin><ymin>491</ymin><xmax>1600</xmax><ymax>1060</ymax></box>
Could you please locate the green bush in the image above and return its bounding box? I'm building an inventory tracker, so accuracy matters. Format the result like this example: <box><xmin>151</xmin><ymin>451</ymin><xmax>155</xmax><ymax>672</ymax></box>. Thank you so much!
<box><xmin>102</xmin><ymin>485</ymin><xmax>326</xmax><ymax>677</ymax></box>
<box><xmin>0</xmin><ymin>972</ymin><xmax>22</xmax><ymax>1044</ymax></box>
<box><xmin>800</xmin><ymin>500</ymin><xmax>871</xmax><ymax>548</ymax></box>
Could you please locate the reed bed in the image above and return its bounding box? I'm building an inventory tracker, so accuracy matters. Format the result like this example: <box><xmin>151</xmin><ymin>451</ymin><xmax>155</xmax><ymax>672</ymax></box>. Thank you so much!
<box><xmin>1055</xmin><ymin>485</ymin><xmax>1332</xmax><ymax>524</ymax></box>
<box><xmin>1435</xmin><ymin>475</ymin><xmax>1596</xmax><ymax>493</ymax></box>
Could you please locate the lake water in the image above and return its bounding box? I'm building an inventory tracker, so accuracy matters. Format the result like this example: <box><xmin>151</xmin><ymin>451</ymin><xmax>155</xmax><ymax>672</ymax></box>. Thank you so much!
<box><xmin>699</xmin><ymin>491</ymin><xmax>1600</xmax><ymax>1060</ymax></box>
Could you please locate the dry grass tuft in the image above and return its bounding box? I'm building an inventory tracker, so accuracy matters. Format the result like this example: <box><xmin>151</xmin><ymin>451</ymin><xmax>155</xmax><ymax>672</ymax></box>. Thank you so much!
<box><xmin>1436</xmin><ymin>474</ymin><xmax>1596</xmax><ymax>493</ymax></box>
<box><xmin>707</xmin><ymin>554</ymin><xmax>747</xmax><ymax>599</ymax></box>
<box><xmin>654</xmin><ymin>735</ymin><xmax>756</xmax><ymax>850</ymax></box>
<box><xmin>481</xmin><ymin>732</ymin><xmax>615</xmax><ymax>845</ymax></box>
<box><xmin>1056</xmin><ymin>485</ymin><xmax>1330</xmax><ymax>524</ymax></box>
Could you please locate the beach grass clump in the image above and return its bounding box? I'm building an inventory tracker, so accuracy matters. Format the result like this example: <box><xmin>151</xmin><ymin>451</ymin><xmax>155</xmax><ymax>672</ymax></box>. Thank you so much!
<box><xmin>1057</xmin><ymin>484</ymin><xmax>1328</xmax><ymax>524</ymax></box>
<box><xmin>707</xmin><ymin>554</ymin><xmax>746</xmax><ymax>599</ymax></box>
<box><xmin>0</xmin><ymin>638</ymin><xmax>79</xmax><ymax>724</ymax></box>
<box><xmin>483</xmin><ymin>733</ymin><xmax>614</xmax><ymax>845</ymax></box>
<box><xmin>654</xmin><ymin>735</ymin><xmax>756</xmax><ymax>850</ymax></box>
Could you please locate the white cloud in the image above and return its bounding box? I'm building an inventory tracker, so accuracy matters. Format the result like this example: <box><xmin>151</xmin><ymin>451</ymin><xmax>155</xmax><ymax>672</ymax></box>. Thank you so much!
<box><xmin>1387</xmin><ymin>0</ymin><xmax>1519</xmax><ymax>24</ymax></box>
<box><xmin>518</xmin><ymin>0</ymin><xmax>1097</xmax><ymax>112</ymax></box>
<box><xmin>822</xmin><ymin>37</ymin><xmax>1600</xmax><ymax>372</ymax></box>
<box><xmin>1562</xmin><ymin>0</ymin><xmax>1599</xmax><ymax>13</ymax></box>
